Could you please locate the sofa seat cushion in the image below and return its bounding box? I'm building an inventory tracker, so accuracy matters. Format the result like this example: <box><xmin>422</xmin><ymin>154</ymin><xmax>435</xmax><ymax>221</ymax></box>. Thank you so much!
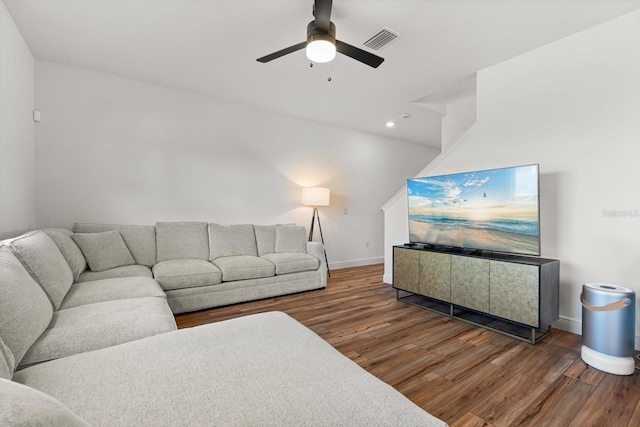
<box><xmin>152</xmin><ymin>259</ymin><xmax>222</xmax><ymax>291</ymax></box>
<box><xmin>212</xmin><ymin>255</ymin><xmax>275</xmax><ymax>282</ymax></box>
<box><xmin>59</xmin><ymin>277</ymin><xmax>166</xmax><ymax>310</ymax></box>
<box><xmin>261</xmin><ymin>253</ymin><xmax>320</xmax><ymax>275</ymax></box>
<box><xmin>76</xmin><ymin>264</ymin><xmax>153</xmax><ymax>283</ymax></box>
<box><xmin>19</xmin><ymin>298</ymin><xmax>176</xmax><ymax>368</ymax></box>
<box><xmin>165</xmin><ymin>270</ymin><xmax>323</xmax><ymax>314</ymax></box>
<box><xmin>13</xmin><ymin>312</ymin><xmax>445</xmax><ymax>427</ymax></box>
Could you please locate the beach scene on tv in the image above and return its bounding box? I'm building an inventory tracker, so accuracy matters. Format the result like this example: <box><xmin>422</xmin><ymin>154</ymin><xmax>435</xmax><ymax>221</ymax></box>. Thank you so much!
<box><xmin>408</xmin><ymin>165</ymin><xmax>540</xmax><ymax>256</ymax></box>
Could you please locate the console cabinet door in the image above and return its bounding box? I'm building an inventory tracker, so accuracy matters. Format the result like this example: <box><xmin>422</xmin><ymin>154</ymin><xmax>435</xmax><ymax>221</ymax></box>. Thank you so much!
<box><xmin>393</xmin><ymin>248</ymin><xmax>420</xmax><ymax>294</ymax></box>
<box><xmin>490</xmin><ymin>261</ymin><xmax>539</xmax><ymax>327</ymax></box>
<box><xmin>451</xmin><ymin>256</ymin><xmax>490</xmax><ymax>312</ymax></box>
<box><xmin>419</xmin><ymin>252</ymin><xmax>451</xmax><ymax>302</ymax></box>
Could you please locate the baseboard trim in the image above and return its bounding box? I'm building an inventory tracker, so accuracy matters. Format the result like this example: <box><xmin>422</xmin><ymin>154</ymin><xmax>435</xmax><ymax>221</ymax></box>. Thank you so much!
<box><xmin>554</xmin><ymin>315</ymin><xmax>640</xmax><ymax>351</ymax></box>
<box><xmin>553</xmin><ymin>315</ymin><xmax>582</xmax><ymax>335</ymax></box>
<box><xmin>383</xmin><ymin>274</ymin><xmax>393</xmax><ymax>285</ymax></box>
<box><xmin>330</xmin><ymin>257</ymin><xmax>384</xmax><ymax>270</ymax></box>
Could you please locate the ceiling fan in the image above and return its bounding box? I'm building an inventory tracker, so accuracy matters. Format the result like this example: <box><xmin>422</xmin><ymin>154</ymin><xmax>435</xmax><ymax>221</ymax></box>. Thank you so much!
<box><xmin>256</xmin><ymin>0</ymin><xmax>384</xmax><ymax>68</ymax></box>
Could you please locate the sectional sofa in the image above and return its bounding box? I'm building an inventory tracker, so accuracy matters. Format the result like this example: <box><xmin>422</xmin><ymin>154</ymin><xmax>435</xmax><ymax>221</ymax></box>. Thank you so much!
<box><xmin>71</xmin><ymin>222</ymin><xmax>328</xmax><ymax>313</ymax></box>
<box><xmin>0</xmin><ymin>222</ymin><xmax>446</xmax><ymax>426</ymax></box>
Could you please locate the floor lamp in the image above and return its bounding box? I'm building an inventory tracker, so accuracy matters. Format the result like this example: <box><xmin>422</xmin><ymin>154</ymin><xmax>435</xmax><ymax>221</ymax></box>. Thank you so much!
<box><xmin>302</xmin><ymin>187</ymin><xmax>331</xmax><ymax>277</ymax></box>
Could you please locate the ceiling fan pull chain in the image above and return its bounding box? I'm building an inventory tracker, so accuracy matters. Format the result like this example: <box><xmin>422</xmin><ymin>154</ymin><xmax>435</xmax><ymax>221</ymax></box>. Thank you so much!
<box><xmin>328</xmin><ymin>61</ymin><xmax>332</xmax><ymax>82</ymax></box>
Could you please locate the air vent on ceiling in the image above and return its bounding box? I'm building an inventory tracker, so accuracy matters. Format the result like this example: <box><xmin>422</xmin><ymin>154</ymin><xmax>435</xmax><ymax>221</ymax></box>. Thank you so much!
<box><xmin>362</xmin><ymin>27</ymin><xmax>401</xmax><ymax>51</ymax></box>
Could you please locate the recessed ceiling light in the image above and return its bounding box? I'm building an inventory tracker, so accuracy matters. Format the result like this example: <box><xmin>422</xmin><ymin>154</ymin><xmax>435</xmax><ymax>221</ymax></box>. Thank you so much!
<box><xmin>386</xmin><ymin>121</ymin><xmax>395</xmax><ymax>128</ymax></box>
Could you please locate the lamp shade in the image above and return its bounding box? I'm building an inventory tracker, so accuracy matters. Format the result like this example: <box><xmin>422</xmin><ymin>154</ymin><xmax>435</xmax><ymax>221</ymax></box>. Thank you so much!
<box><xmin>302</xmin><ymin>187</ymin><xmax>330</xmax><ymax>206</ymax></box>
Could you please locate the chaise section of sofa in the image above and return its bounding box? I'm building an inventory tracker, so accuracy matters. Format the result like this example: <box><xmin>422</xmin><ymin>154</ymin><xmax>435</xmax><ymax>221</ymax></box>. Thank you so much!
<box><xmin>11</xmin><ymin>312</ymin><xmax>447</xmax><ymax>427</ymax></box>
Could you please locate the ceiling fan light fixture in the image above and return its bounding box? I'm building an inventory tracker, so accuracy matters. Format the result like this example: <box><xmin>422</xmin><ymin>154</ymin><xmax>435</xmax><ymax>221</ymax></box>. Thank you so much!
<box><xmin>306</xmin><ymin>37</ymin><xmax>336</xmax><ymax>63</ymax></box>
<box><xmin>257</xmin><ymin>2</ymin><xmax>384</xmax><ymax>68</ymax></box>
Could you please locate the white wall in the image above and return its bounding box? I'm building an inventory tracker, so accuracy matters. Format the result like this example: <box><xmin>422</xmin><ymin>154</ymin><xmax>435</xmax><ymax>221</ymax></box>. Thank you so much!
<box><xmin>383</xmin><ymin>11</ymin><xmax>640</xmax><ymax>344</ymax></box>
<box><xmin>0</xmin><ymin>1</ymin><xmax>35</xmax><ymax>239</ymax></box>
<box><xmin>34</xmin><ymin>60</ymin><xmax>437</xmax><ymax>269</ymax></box>
<box><xmin>440</xmin><ymin>76</ymin><xmax>477</xmax><ymax>152</ymax></box>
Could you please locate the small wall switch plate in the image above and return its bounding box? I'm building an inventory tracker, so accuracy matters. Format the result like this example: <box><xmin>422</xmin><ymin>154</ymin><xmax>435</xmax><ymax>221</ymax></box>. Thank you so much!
<box><xmin>343</xmin><ymin>208</ymin><xmax>348</xmax><ymax>214</ymax></box>
<box><xmin>33</xmin><ymin>110</ymin><xmax>41</xmax><ymax>122</ymax></box>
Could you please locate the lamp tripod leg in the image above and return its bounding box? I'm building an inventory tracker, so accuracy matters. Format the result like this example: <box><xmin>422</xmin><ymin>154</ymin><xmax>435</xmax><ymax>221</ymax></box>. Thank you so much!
<box><xmin>316</xmin><ymin>210</ymin><xmax>330</xmax><ymax>278</ymax></box>
<box><xmin>308</xmin><ymin>208</ymin><xmax>316</xmax><ymax>242</ymax></box>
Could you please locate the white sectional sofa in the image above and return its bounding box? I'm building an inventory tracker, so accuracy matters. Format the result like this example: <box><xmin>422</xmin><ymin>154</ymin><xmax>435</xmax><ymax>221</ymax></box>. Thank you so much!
<box><xmin>0</xmin><ymin>222</ymin><xmax>446</xmax><ymax>426</ymax></box>
<box><xmin>71</xmin><ymin>222</ymin><xmax>327</xmax><ymax>313</ymax></box>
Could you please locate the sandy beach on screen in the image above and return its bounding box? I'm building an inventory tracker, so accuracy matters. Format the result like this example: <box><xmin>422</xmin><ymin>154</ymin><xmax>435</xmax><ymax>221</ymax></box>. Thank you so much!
<box><xmin>409</xmin><ymin>219</ymin><xmax>538</xmax><ymax>254</ymax></box>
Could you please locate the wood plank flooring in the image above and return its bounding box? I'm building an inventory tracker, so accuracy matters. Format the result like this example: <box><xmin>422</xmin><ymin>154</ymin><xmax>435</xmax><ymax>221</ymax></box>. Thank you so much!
<box><xmin>175</xmin><ymin>264</ymin><xmax>640</xmax><ymax>426</ymax></box>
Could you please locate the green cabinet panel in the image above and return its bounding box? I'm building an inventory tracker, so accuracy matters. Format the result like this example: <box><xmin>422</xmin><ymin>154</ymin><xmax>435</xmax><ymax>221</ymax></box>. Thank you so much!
<box><xmin>393</xmin><ymin>247</ymin><xmax>420</xmax><ymax>293</ymax></box>
<box><xmin>490</xmin><ymin>260</ymin><xmax>539</xmax><ymax>327</ymax></box>
<box><xmin>419</xmin><ymin>251</ymin><xmax>451</xmax><ymax>302</ymax></box>
<box><xmin>451</xmin><ymin>255</ymin><xmax>490</xmax><ymax>312</ymax></box>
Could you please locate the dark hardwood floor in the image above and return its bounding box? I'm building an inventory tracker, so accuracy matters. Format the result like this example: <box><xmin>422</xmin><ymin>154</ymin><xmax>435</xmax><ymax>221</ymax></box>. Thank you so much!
<box><xmin>175</xmin><ymin>264</ymin><xmax>640</xmax><ymax>427</ymax></box>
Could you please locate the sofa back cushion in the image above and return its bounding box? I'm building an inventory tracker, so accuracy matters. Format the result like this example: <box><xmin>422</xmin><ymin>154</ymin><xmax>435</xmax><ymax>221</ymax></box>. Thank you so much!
<box><xmin>275</xmin><ymin>225</ymin><xmax>307</xmax><ymax>253</ymax></box>
<box><xmin>43</xmin><ymin>228</ymin><xmax>87</xmax><ymax>281</ymax></box>
<box><xmin>208</xmin><ymin>224</ymin><xmax>257</xmax><ymax>260</ymax></box>
<box><xmin>71</xmin><ymin>231</ymin><xmax>136</xmax><ymax>272</ymax></box>
<box><xmin>254</xmin><ymin>225</ymin><xmax>276</xmax><ymax>257</ymax></box>
<box><xmin>0</xmin><ymin>336</ymin><xmax>15</xmax><ymax>380</ymax></box>
<box><xmin>0</xmin><ymin>246</ymin><xmax>53</xmax><ymax>367</ymax></box>
<box><xmin>155</xmin><ymin>222</ymin><xmax>209</xmax><ymax>261</ymax></box>
<box><xmin>254</xmin><ymin>224</ymin><xmax>297</xmax><ymax>256</ymax></box>
<box><xmin>0</xmin><ymin>379</ymin><xmax>89</xmax><ymax>426</ymax></box>
<box><xmin>9</xmin><ymin>231</ymin><xmax>73</xmax><ymax>310</ymax></box>
<box><xmin>73</xmin><ymin>223</ymin><xmax>157</xmax><ymax>267</ymax></box>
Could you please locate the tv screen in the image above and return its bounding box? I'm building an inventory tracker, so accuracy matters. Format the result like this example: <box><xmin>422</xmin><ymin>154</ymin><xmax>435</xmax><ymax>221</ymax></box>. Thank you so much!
<box><xmin>407</xmin><ymin>164</ymin><xmax>540</xmax><ymax>256</ymax></box>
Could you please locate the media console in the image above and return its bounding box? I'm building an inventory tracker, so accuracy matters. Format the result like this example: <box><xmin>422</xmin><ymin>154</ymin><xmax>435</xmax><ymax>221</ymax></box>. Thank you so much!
<box><xmin>393</xmin><ymin>245</ymin><xmax>559</xmax><ymax>344</ymax></box>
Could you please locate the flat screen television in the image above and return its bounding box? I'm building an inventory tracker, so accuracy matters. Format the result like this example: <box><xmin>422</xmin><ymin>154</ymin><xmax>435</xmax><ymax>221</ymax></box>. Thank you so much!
<box><xmin>407</xmin><ymin>164</ymin><xmax>540</xmax><ymax>256</ymax></box>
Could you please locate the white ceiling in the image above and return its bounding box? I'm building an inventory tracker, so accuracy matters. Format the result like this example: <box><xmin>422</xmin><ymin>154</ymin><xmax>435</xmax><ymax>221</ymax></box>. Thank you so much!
<box><xmin>5</xmin><ymin>0</ymin><xmax>640</xmax><ymax>148</ymax></box>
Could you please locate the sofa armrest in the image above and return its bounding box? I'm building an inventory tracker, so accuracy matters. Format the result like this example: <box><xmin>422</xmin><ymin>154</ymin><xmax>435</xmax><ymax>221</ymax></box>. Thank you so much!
<box><xmin>306</xmin><ymin>242</ymin><xmax>324</xmax><ymax>263</ymax></box>
<box><xmin>306</xmin><ymin>242</ymin><xmax>327</xmax><ymax>287</ymax></box>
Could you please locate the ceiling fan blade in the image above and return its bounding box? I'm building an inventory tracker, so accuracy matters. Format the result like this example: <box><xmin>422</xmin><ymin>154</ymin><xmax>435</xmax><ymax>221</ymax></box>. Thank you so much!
<box><xmin>256</xmin><ymin>42</ymin><xmax>307</xmax><ymax>63</ymax></box>
<box><xmin>335</xmin><ymin>40</ymin><xmax>384</xmax><ymax>68</ymax></box>
<box><xmin>313</xmin><ymin>0</ymin><xmax>333</xmax><ymax>32</ymax></box>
